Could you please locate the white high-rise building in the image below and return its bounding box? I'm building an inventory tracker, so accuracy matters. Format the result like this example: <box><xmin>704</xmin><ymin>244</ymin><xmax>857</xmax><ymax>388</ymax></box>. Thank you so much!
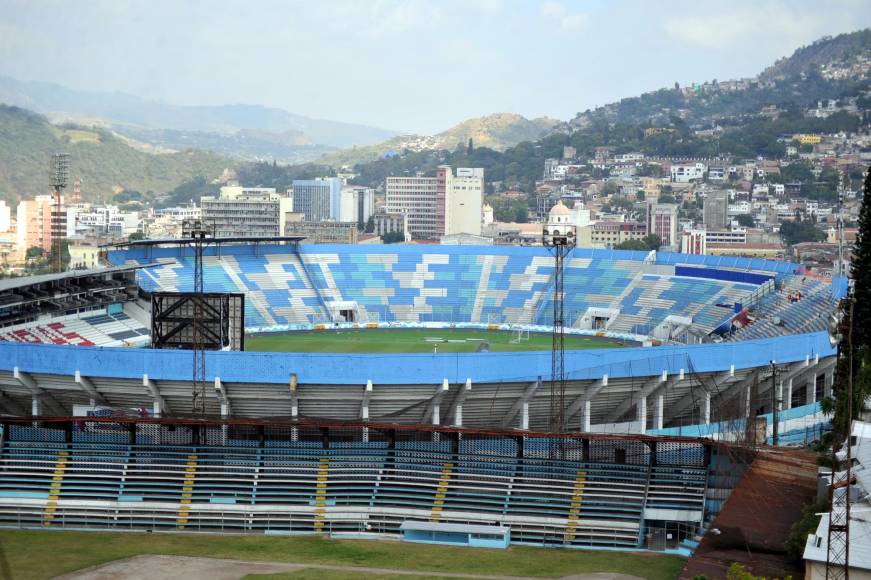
<box><xmin>442</xmin><ymin>166</ymin><xmax>484</xmax><ymax>237</ymax></box>
<box><xmin>339</xmin><ymin>186</ymin><xmax>375</xmax><ymax>227</ymax></box>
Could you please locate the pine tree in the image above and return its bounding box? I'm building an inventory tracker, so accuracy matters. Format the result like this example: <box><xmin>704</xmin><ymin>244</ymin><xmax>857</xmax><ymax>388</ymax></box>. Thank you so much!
<box><xmin>852</xmin><ymin>166</ymin><xmax>871</xmax><ymax>350</ymax></box>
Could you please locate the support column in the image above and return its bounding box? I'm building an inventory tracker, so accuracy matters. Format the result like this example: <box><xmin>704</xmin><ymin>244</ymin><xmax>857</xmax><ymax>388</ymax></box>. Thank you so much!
<box><xmin>637</xmin><ymin>396</ymin><xmax>647</xmax><ymax>434</ymax></box>
<box><xmin>825</xmin><ymin>369</ymin><xmax>835</xmax><ymax>398</ymax></box>
<box><xmin>785</xmin><ymin>378</ymin><xmax>793</xmax><ymax>410</ymax></box>
<box><xmin>704</xmin><ymin>392</ymin><xmax>711</xmax><ymax>425</ymax></box>
<box><xmin>31</xmin><ymin>396</ymin><xmax>39</xmax><ymax>417</ymax></box>
<box><xmin>655</xmin><ymin>394</ymin><xmax>664</xmax><ymax>430</ymax></box>
<box><xmin>744</xmin><ymin>383</ymin><xmax>752</xmax><ymax>419</ymax></box>
<box><xmin>521</xmin><ymin>402</ymin><xmax>529</xmax><ymax>430</ymax></box>
<box><xmin>582</xmin><ymin>400</ymin><xmax>591</xmax><ymax>432</ymax></box>
<box><xmin>807</xmin><ymin>376</ymin><xmax>816</xmax><ymax>405</ymax></box>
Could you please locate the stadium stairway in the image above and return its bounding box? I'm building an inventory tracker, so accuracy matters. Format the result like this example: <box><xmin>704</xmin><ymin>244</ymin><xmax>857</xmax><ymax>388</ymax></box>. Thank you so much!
<box><xmin>42</xmin><ymin>449</ymin><xmax>68</xmax><ymax>526</ymax></box>
<box><xmin>429</xmin><ymin>461</ymin><xmax>454</xmax><ymax>522</ymax></box>
<box><xmin>177</xmin><ymin>454</ymin><xmax>198</xmax><ymax>529</ymax></box>
<box><xmin>563</xmin><ymin>469</ymin><xmax>587</xmax><ymax>542</ymax></box>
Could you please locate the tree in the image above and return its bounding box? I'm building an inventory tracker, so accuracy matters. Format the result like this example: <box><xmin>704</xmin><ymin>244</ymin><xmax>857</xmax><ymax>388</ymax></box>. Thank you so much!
<box><xmin>853</xmin><ymin>166</ymin><xmax>871</xmax><ymax>350</ymax></box>
<box><xmin>642</xmin><ymin>234</ymin><xmax>662</xmax><ymax>251</ymax></box>
<box><xmin>735</xmin><ymin>214</ymin><xmax>754</xmax><ymax>227</ymax></box>
<box><xmin>657</xmin><ymin>194</ymin><xmax>677</xmax><ymax>204</ymax></box>
<box><xmin>25</xmin><ymin>246</ymin><xmax>44</xmax><ymax>260</ymax></box>
<box><xmin>382</xmin><ymin>231</ymin><xmax>405</xmax><ymax>244</ymax></box>
<box><xmin>364</xmin><ymin>215</ymin><xmax>375</xmax><ymax>234</ymax></box>
<box><xmin>779</xmin><ymin>218</ymin><xmax>825</xmax><ymax>245</ymax></box>
<box><xmin>615</xmin><ymin>239</ymin><xmax>648</xmax><ymax>250</ymax></box>
<box><xmin>47</xmin><ymin>239</ymin><xmax>70</xmax><ymax>271</ymax></box>
<box><xmin>128</xmin><ymin>232</ymin><xmax>145</xmax><ymax>241</ymax></box>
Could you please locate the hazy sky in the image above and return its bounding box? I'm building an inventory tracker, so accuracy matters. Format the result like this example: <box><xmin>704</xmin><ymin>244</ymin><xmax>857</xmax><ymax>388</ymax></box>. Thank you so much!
<box><xmin>1</xmin><ymin>0</ymin><xmax>870</xmax><ymax>134</ymax></box>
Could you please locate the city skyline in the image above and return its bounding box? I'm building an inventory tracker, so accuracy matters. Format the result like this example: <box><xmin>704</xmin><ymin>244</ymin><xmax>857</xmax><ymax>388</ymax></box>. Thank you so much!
<box><xmin>1</xmin><ymin>0</ymin><xmax>870</xmax><ymax>134</ymax></box>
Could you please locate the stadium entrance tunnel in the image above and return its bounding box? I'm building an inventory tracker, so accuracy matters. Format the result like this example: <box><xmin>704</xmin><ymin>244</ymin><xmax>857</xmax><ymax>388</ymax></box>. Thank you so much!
<box><xmin>0</xmin><ymin>417</ymin><xmax>751</xmax><ymax>554</ymax></box>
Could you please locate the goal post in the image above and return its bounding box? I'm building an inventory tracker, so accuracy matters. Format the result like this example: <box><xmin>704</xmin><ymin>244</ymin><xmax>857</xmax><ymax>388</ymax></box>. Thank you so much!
<box><xmin>511</xmin><ymin>327</ymin><xmax>530</xmax><ymax>343</ymax></box>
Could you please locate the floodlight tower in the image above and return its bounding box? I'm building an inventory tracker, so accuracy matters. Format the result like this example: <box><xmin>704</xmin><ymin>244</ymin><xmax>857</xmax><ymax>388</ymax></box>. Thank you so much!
<box><xmin>542</xmin><ymin>217</ymin><xmax>576</xmax><ymax>434</ymax></box>
<box><xmin>182</xmin><ymin>218</ymin><xmax>213</xmax><ymax>416</ymax></box>
<box><xmin>49</xmin><ymin>153</ymin><xmax>69</xmax><ymax>273</ymax></box>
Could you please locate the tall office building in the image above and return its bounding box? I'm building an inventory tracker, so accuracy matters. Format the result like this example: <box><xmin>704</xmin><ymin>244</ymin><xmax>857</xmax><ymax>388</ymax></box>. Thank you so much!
<box><xmin>16</xmin><ymin>195</ymin><xmax>58</xmax><ymax>253</ymax></box>
<box><xmin>387</xmin><ymin>167</ymin><xmax>484</xmax><ymax>240</ymax></box>
<box><xmin>646</xmin><ymin>202</ymin><xmax>679</xmax><ymax>250</ymax></box>
<box><xmin>200</xmin><ymin>187</ymin><xmax>292</xmax><ymax>237</ymax></box>
<box><xmin>703</xmin><ymin>191</ymin><xmax>729</xmax><ymax>230</ymax></box>
<box><xmin>290</xmin><ymin>178</ymin><xmax>342</xmax><ymax>222</ymax></box>
<box><xmin>386</xmin><ymin>174</ymin><xmax>439</xmax><ymax>240</ymax></box>
<box><xmin>339</xmin><ymin>186</ymin><xmax>375</xmax><ymax>227</ymax></box>
<box><xmin>439</xmin><ymin>166</ymin><xmax>484</xmax><ymax>237</ymax></box>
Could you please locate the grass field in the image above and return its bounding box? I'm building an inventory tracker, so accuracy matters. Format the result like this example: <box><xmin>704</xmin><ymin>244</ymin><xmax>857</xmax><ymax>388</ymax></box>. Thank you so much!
<box><xmin>245</xmin><ymin>329</ymin><xmax>629</xmax><ymax>354</ymax></box>
<box><xmin>0</xmin><ymin>529</ymin><xmax>685</xmax><ymax>580</ymax></box>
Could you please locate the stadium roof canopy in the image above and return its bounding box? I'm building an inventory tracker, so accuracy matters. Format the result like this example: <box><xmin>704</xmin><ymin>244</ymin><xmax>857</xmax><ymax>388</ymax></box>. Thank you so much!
<box><xmin>101</xmin><ymin>236</ymin><xmax>307</xmax><ymax>249</ymax></box>
<box><xmin>0</xmin><ymin>264</ymin><xmax>147</xmax><ymax>293</ymax></box>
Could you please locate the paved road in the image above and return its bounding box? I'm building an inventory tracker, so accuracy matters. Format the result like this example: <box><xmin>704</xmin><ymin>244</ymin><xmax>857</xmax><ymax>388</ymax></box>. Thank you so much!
<box><xmin>54</xmin><ymin>554</ymin><xmax>647</xmax><ymax>580</ymax></box>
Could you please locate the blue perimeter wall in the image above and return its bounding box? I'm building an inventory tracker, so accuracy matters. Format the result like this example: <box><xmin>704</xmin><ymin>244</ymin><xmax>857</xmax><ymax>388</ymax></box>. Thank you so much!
<box><xmin>0</xmin><ymin>332</ymin><xmax>834</xmax><ymax>385</ymax></box>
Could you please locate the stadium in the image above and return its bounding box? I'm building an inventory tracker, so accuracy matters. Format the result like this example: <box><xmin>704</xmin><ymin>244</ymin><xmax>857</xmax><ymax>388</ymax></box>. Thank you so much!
<box><xmin>0</xmin><ymin>240</ymin><xmax>845</xmax><ymax>567</ymax></box>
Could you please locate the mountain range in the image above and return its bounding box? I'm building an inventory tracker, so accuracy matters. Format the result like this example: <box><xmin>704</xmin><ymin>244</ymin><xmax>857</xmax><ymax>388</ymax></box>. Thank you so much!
<box><xmin>0</xmin><ymin>75</ymin><xmax>397</xmax><ymax>162</ymax></box>
<box><xmin>0</xmin><ymin>29</ymin><xmax>868</xmax><ymax>204</ymax></box>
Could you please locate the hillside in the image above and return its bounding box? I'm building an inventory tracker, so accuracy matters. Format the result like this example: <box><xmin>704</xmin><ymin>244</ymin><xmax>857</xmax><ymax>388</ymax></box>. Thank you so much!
<box><xmin>0</xmin><ymin>104</ymin><xmax>234</xmax><ymax>204</ymax></box>
<box><xmin>323</xmin><ymin>113</ymin><xmax>559</xmax><ymax>167</ymax></box>
<box><xmin>760</xmin><ymin>29</ymin><xmax>871</xmax><ymax>81</ymax></box>
<box><xmin>559</xmin><ymin>28</ymin><xmax>871</xmax><ymax>130</ymax></box>
<box><xmin>434</xmin><ymin>113</ymin><xmax>558</xmax><ymax>151</ymax></box>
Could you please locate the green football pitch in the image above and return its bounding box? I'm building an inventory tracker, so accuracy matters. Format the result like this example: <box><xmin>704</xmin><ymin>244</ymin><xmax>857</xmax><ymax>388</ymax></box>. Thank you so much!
<box><xmin>245</xmin><ymin>328</ymin><xmax>630</xmax><ymax>353</ymax></box>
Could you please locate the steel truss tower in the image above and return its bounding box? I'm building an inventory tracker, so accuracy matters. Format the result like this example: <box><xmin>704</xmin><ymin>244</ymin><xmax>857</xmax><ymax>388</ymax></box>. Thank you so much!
<box><xmin>49</xmin><ymin>153</ymin><xmax>69</xmax><ymax>273</ymax></box>
<box><xmin>543</xmin><ymin>222</ymin><xmax>576</xmax><ymax>434</ymax></box>
<box><xmin>827</xmin><ymin>295</ymin><xmax>854</xmax><ymax>580</ymax></box>
<box><xmin>183</xmin><ymin>219</ymin><xmax>212</xmax><ymax>416</ymax></box>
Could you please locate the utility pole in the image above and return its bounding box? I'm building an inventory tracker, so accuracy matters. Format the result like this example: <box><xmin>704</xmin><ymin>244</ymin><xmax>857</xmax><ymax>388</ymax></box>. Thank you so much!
<box><xmin>771</xmin><ymin>360</ymin><xmax>778</xmax><ymax>446</ymax></box>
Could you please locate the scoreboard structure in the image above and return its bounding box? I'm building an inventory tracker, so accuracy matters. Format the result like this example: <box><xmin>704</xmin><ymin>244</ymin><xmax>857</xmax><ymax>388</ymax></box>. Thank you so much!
<box><xmin>150</xmin><ymin>292</ymin><xmax>245</xmax><ymax>351</ymax></box>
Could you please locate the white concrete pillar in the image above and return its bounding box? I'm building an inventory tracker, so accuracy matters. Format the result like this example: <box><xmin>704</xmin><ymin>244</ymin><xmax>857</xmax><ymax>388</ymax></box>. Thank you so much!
<box><xmin>704</xmin><ymin>392</ymin><xmax>711</xmax><ymax>425</ymax></box>
<box><xmin>785</xmin><ymin>378</ymin><xmax>793</xmax><ymax>410</ymax></box>
<box><xmin>807</xmin><ymin>376</ymin><xmax>817</xmax><ymax>405</ymax></box>
<box><xmin>455</xmin><ymin>404</ymin><xmax>463</xmax><ymax>427</ymax></box>
<box><xmin>152</xmin><ymin>400</ymin><xmax>161</xmax><ymax>418</ymax></box>
<box><xmin>637</xmin><ymin>396</ymin><xmax>647</xmax><ymax>434</ymax></box>
<box><xmin>31</xmin><ymin>395</ymin><xmax>39</xmax><ymax>417</ymax></box>
<box><xmin>582</xmin><ymin>400</ymin><xmax>591</xmax><ymax>432</ymax></box>
<box><xmin>521</xmin><ymin>402</ymin><xmax>529</xmax><ymax>430</ymax></box>
<box><xmin>825</xmin><ymin>370</ymin><xmax>835</xmax><ymax>398</ymax></box>
<box><xmin>744</xmin><ymin>384</ymin><xmax>752</xmax><ymax>419</ymax></box>
<box><xmin>655</xmin><ymin>394</ymin><xmax>664</xmax><ymax>430</ymax></box>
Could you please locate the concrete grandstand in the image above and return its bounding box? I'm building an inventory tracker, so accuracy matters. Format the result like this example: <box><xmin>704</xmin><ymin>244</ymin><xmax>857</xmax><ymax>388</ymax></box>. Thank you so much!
<box><xmin>0</xmin><ymin>241</ymin><xmax>847</xmax><ymax>556</ymax></box>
